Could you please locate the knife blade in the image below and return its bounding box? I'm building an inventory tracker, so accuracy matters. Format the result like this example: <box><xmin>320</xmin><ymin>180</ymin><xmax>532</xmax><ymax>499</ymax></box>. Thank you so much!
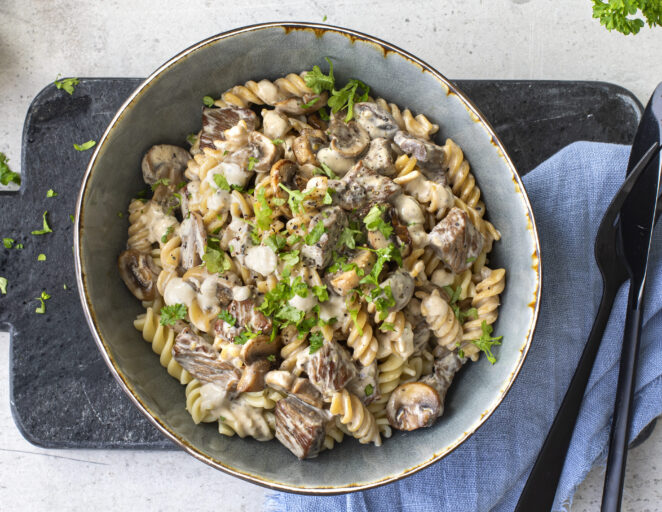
<box><xmin>601</xmin><ymin>83</ymin><xmax>662</xmax><ymax>512</ymax></box>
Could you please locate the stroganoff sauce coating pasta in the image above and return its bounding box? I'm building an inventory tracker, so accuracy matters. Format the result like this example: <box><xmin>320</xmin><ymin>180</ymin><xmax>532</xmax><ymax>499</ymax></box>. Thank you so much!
<box><xmin>118</xmin><ymin>61</ymin><xmax>506</xmax><ymax>459</ymax></box>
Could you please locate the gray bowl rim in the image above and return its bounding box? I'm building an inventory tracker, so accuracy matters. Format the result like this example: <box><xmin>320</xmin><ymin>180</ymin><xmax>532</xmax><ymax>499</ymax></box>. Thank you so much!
<box><xmin>74</xmin><ymin>21</ymin><xmax>543</xmax><ymax>494</ymax></box>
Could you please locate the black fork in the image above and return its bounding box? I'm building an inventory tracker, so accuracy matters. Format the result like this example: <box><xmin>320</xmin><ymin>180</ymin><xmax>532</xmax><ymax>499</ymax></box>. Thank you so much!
<box><xmin>515</xmin><ymin>143</ymin><xmax>661</xmax><ymax>511</ymax></box>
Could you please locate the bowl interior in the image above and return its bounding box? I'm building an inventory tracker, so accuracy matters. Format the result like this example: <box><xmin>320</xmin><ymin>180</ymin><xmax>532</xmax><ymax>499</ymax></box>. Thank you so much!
<box><xmin>77</xmin><ymin>23</ymin><xmax>540</xmax><ymax>492</ymax></box>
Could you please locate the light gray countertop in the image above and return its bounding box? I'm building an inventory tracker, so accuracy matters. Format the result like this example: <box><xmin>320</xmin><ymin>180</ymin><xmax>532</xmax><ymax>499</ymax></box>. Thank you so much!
<box><xmin>1</xmin><ymin>1</ymin><xmax>662</xmax><ymax>510</ymax></box>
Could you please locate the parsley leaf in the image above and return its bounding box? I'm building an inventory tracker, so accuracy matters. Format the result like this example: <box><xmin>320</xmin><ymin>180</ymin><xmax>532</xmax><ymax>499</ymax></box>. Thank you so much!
<box><xmin>265</xmin><ymin>233</ymin><xmax>287</xmax><ymax>253</ymax></box>
<box><xmin>35</xmin><ymin>291</ymin><xmax>51</xmax><ymax>314</ymax></box>
<box><xmin>3</xmin><ymin>238</ymin><xmax>14</xmax><ymax>249</ymax></box>
<box><xmin>31</xmin><ymin>211</ymin><xmax>53</xmax><ymax>235</ymax></box>
<box><xmin>304</xmin><ymin>57</ymin><xmax>335</xmax><ymax>94</ymax></box>
<box><xmin>0</xmin><ymin>277</ymin><xmax>7</xmax><ymax>295</ymax></box>
<box><xmin>328</xmin><ymin>79</ymin><xmax>370</xmax><ymax>122</ymax></box>
<box><xmin>37</xmin><ymin>254</ymin><xmax>46</xmax><ymax>261</ymax></box>
<box><xmin>337</xmin><ymin>225</ymin><xmax>364</xmax><ymax>250</ymax></box>
<box><xmin>213</xmin><ymin>174</ymin><xmax>231</xmax><ymax>191</ymax></box>
<box><xmin>443</xmin><ymin>285</ymin><xmax>477</xmax><ymax>324</ymax></box>
<box><xmin>235</xmin><ymin>326</ymin><xmax>261</xmax><ymax>345</ymax></box>
<box><xmin>0</xmin><ymin>153</ymin><xmax>21</xmax><ymax>186</ymax></box>
<box><xmin>203</xmin><ymin>96</ymin><xmax>215</xmax><ymax>107</ymax></box>
<box><xmin>280</xmin><ymin>250</ymin><xmax>300</xmax><ymax>270</ymax></box>
<box><xmin>160</xmin><ymin>225</ymin><xmax>174</xmax><ymax>244</ymax></box>
<box><xmin>318</xmin><ymin>107</ymin><xmax>330</xmax><ymax>121</ymax></box>
<box><xmin>312</xmin><ymin>285</ymin><xmax>329</xmax><ymax>302</ymax></box>
<box><xmin>365</xmin><ymin>384</ymin><xmax>374</xmax><ymax>396</ymax></box>
<box><xmin>304</xmin><ymin>220</ymin><xmax>326</xmax><ymax>245</ymax></box>
<box><xmin>186</xmin><ymin>133</ymin><xmax>197</xmax><ymax>146</ymax></box>
<box><xmin>364</xmin><ymin>204</ymin><xmax>393</xmax><ymax>238</ymax></box>
<box><xmin>150</xmin><ymin>178</ymin><xmax>171</xmax><ymax>191</ymax></box>
<box><xmin>247</xmin><ymin>156</ymin><xmax>258</xmax><ymax>171</ymax></box>
<box><xmin>323</xmin><ymin>190</ymin><xmax>334</xmax><ymax>205</ymax></box>
<box><xmin>300</xmin><ymin>96</ymin><xmax>320</xmax><ymax>109</ymax></box>
<box><xmin>309</xmin><ymin>331</ymin><xmax>325</xmax><ymax>353</ymax></box>
<box><xmin>46</xmin><ymin>189</ymin><xmax>58</xmax><ymax>197</ymax></box>
<box><xmin>73</xmin><ymin>140</ymin><xmax>96</xmax><ymax>151</ymax></box>
<box><xmin>359</xmin><ymin>244</ymin><xmax>402</xmax><ymax>286</ymax></box>
<box><xmin>159</xmin><ymin>304</ymin><xmax>188</xmax><ymax>326</ymax></box>
<box><xmin>54</xmin><ymin>76</ymin><xmax>79</xmax><ymax>95</ymax></box>
<box><xmin>255</xmin><ymin>187</ymin><xmax>273</xmax><ymax>231</ymax></box>
<box><xmin>592</xmin><ymin>0</ymin><xmax>662</xmax><ymax>35</ymax></box>
<box><xmin>219</xmin><ymin>309</ymin><xmax>237</xmax><ymax>326</ymax></box>
<box><xmin>272</xmin><ymin>138</ymin><xmax>284</xmax><ymax>146</ymax></box>
<box><xmin>203</xmin><ymin>245</ymin><xmax>231</xmax><ymax>274</ymax></box>
<box><xmin>469</xmin><ymin>321</ymin><xmax>503</xmax><ymax>364</ymax></box>
<box><xmin>275</xmin><ymin>304</ymin><xmax>305</xmax><ymax>325</ymax></box>
<box><xmin>278</xmin><ymin>184</ymin><xmax>312</xmax><ymax>215</ymax></box>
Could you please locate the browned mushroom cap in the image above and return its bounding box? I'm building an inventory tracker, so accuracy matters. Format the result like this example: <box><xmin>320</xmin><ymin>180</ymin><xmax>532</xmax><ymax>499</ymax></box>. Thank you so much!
<box><xmin>118</xmin><ymin>249</ymin><xmax>160</xmax><ymax>301</ymax></box>
<box><xmin>141</xmin><ymin>144</ymin><xmax>190</xmax><ymax>186</ymax></box>
<box><xmin>248</xmin><ymin>131</ymin><xmax>282</xmax><ymax>172</ymax></box>
<box><xmin>270</xmin><ymin>159</ymin><xmax>304</xmax><ymax>196</ymax></box>
<box><xmin>275</xmin><ymin>92</ymin><xmax>329</xmax><ymax>116</ymax></box>
<box><xmin>386</xmin><ymin>382</ymin><xmax>442</xmax><ymax>431</ymax></box>
<box><xmin>179</xmin><ymin>212</ymin><xmax>206</xmax><ymax>270</ymax></box>
<box><xmin>307</xmin><ymin>111</ymin><xmax>328</xmax><ymax>131</ymax></box>
<box><xmin>199</xmin><ymin>107</ymin><xmax>258</xmax><ymax>150</ymax></box>
<box><xmin>292</xmin><ymin>129</ymin><xmax>328</xmax><ymax>166</ymax></box>
<box><xmin>240</xmin><ymin>334</ymin><xmax>282</xmax><ymax>365</ymax></box>
<box><xmin>329</xmin><ymin>117</ymin><xmax>370</xmax><ymax>158</ymax></box>
<box><xmin>236</xmin><ymin>359</ymin><xmax>271</xmax><ymax>393</ymax></box>
<box><xmin>379</xmin><ymin>269</ymin><xmax>415</xmax><ymax>312</ymax></box>
<box><xmin>354</xmin><ymin>102</ymin><xmax>399</xmax><ymax>140</ymax></box>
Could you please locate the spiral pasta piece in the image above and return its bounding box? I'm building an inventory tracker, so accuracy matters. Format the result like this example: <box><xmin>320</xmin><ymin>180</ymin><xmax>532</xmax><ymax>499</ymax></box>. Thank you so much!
<box><xmin>133</xmin><ymin>307</ymin><xmax>192</xmax><ymax>384</ymax></box>
<box><xmin>420</xmin><ymin>289</ymin><xmax>462</xmax><ymax>351</ymax></box>
<box><xmin>340</xmin><ymin>307</ymin><xmax>378</xmax><ymax>366</ymax></box>
<box><xmin>374</xmin><ymin>97</ymin><xmax>439</xmax><ymax>140</ymax></box>
<box><xmin>215</xmin><ymin>73</ymin><xmax>313</xmax><ymax>108</ymax></box>
<box><xmin>330</xmin><ymin>389</ymin><xmax>381</xmax><ymax>446</ymax></box>
<box><xmin>461</xmin><ymin>268</ymin><xmax>506</xmax><ymax>360</ymax></box>
<box><xmin>393</xmin><ymin>154</ymin><xmax>453</xmax><ymax>218</ymax></box>
<box><xmin>441</xmin><ymin>138</ymin><xmax>483</xmax><ymax>212</ymax></box>
<box><xmin>185</xmin><ymin>379</ymin><xmax>217</xmax><ymax>424</ymax></box>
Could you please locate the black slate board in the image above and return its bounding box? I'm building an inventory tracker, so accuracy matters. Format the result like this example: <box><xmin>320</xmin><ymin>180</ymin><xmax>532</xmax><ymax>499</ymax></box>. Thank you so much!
<box><xmin>3</xmin><ymin>78</ymin><xmax>643</xmax><ymax>449</ymax></box>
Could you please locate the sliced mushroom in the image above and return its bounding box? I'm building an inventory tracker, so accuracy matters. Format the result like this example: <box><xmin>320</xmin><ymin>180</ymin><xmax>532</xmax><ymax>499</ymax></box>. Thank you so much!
<box><xmin>328</xmin><ymin>249</ymin><xmax>376</xmax><ymax>296</ymax></box>
<box><xmin>214</xmin><ymin>299</ymin><xmax>273</xmax><ymax>344</ymax></box>
<box><xmin>172</xmin><ymin>328</ymin><xmax>241</xmax><ymax>389</ymax></box>
<box><xmin>118</xmin><ymin>249</ymin><xmax>160</xmax><ymax>301</ymax></box>
<box><xmin>386</xmin><ymin>382</ymin><xmax>442</xmax><ymax>431</ymax></box>
<box><xmin>393</xmin><ymin>131</ymin><xmax>447</xmax><ymax>183</ymax></box>
<box><xmin>292</xmin><ymin>129</ymin><xmax>328</xmax><ymax>166</ymax></box>
<box><xmin>270</xmin><ymin>159</ymin><xmax>306</xmax><ymax>196</ymax></box>
<box><xmin>199</xmin><ymin>107</ymin><xmax>258</xmax><ymax>150</ymax></box>
<box><xmin>236</xmin><ymin>359</ymin><xmax>271</xmax><ymax>393</ymax></box>
<box><xmin>240</xmin><ymin>334</ymin><xmax>281</xmax><ymax>365</ymax></box>
<box><xmin>275</xmin><ymin>395</ymin><xmax>331</xmax><ymax>459</ymax></box>
<box><xmin>379</xmin><ymin>269</ymin><xmax>415</xmax><ymax>312</ymax></box>
<box><xmin>141</xmin><ymin>144</ymin><xmax>190</xmax><ymax>186</ymax></box>
<box><xmin>179</xmin><ymin>212</ymin><xmax>206</xmax><ymax>270</ymax></box>
<box><xmin>329</xmin><ymin>117</ymin><xmax>370</xmax><ymax>158</ymax></box>
<box><xmin>362</xmin><ymin>137</ymin><xmax>396</xmax><ymax>176</ymax></box>
<box><xmin>354</xmin><ymin>102</ymin><xmax>399</xmax><ymax>140</ymax></box>
<box><xmin>316</xmin><ymin>146</ymin><xmax>356</xmax><ymax>177</ymax></box>
<box><xmin>248</xmin><ymin>131</ymin><xmax>281</xmax><ymax>172</ymax></box>
<box><xmin>275</xmin><ymin>92</ymin><xmax>328</xmax><ymax>116</ymax></box>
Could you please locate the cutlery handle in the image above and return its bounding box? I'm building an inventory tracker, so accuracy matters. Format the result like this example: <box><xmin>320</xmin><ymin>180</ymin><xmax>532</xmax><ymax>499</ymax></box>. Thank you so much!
<box><xmin>601</xmin><ymin>282</ymin><xmax>645</xmax><ymax>512</ymax></box>
<box><xmin>515</xmin><ymin>284</ymin><xmax>618</xmax><ymax>511</ymax></box>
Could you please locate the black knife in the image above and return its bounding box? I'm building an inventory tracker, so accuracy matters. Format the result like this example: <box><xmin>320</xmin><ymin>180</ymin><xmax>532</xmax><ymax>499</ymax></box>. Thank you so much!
<box><xmin>601</xmin><ymin>85</ymin><xmax>662</xmax><ymax>512</ymax></box>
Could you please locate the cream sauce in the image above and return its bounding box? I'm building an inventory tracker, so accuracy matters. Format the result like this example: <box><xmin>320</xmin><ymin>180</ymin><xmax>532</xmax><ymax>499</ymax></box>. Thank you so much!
<box><xmin>288</xmin><ymin>292</ymin><xmax>317</xmax><ymax>313</ymax></box>
<box><xmin>392</xmin><ymin>194</ymin><xmax>428</xmax><ymax>248</ymax></box>
<box><xmin>319</xmin><ymin>293</ymin><xmax>349</xmax><ymax>325</ymax></box>
<box><xmin>142</xmin><ymin>201</ymin><xmax>179</xmax><ymax>244</ymax></box>
<box><xmin>163</xmin><ymin>277</ymin><xmax>196</xmax><ymax>307</ymax></box>
<box><xmin>316</xmin><ymin>147</ymin><xmax>355</xmax><ymax>176</ymax></box>
<box><xmin>245</xmin><ymin>246</ymin><xmax>277</xmax><ymax>276</ymax></box>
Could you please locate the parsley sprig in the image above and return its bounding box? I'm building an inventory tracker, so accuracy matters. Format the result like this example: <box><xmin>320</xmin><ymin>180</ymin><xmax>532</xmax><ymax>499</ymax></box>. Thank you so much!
<box><xmin>592</xmin><ymin>0</ymin><xmax>662</xmax><ymax>35</ymax></box>
<box><xmin>160</xmin><ymin>304</ymin><xmax>188</xmax><ymax>326</ymax></box>
<box><xmin>465</xmin><ymin>321</ymin><xmax>503</xmax><ymax>364</ymax></box>
<box><xmin>0</xmin><ymin>153</ymin><xmax>20</xmax><ymax>186</ymax></box>
<box><xmin>443</xmin><ymin>285</ymin><xmax>478</xmax><ymax>324</ymax></box>
<box><xmin>364</xmin><ymin>205</ymin><xmax>393</xmax><ymax>239</ymax></box>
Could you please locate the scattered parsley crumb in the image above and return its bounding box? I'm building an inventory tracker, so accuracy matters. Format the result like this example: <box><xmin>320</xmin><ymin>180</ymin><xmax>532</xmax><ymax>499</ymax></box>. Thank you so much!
<box><xmin>73</xmin><ymin>140</ymin><xmax>96</xmax><ymax>151</ymax></box>
<box><xmin>203</xmin><ymin>96</ymin><xmax>215</xmax><ymax>107</ymax></box>
<box><xmin>0</xmin><ymin>277</ymin><xmax>7</xmax><ymax>295</ymax></box>
<box><xmin>46</xmin><ymin>189</ymin><xmax>58</xmax><ymax>198</ymax></box>
<box><xmin>35</xmin><ymin>291</ymin><xmax>51</xmax><ymax>314</ymax></box>
<box><xmin>54</xmin><ymin>76</ymin><xmax>80</xmax><ymax>95</ymax></box>
<box><xmin>31</xmin><ymin>211</ymin><xmax>53</xmax><ymax>235</ymax></box>
<box><xmin>37</xmin><ymin>253</ymin><xmax>46</xmax><ymax>261</ymax></box>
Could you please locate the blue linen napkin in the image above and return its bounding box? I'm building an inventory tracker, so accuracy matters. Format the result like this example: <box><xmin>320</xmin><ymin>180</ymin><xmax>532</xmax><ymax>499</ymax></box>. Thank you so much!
<box><xmin>265</xmin><ymin>142</ymin><xmax>662</xmax><ymax>512</ymax></box>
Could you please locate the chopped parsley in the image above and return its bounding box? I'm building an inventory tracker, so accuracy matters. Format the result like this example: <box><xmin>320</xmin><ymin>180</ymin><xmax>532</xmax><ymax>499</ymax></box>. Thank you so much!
<box><xmin>73</xmin><ymin>140</ymin><xmax>96</xmax><ymax>151</ymax></box>
<box><xmin>159</xmin><ymin>304</ymin><xmax>188</xmax><ymax>326</ymax></box>
<box><xmin>272</xmin><ymin>138</ymin><xmax>284</xmax><ymax>146</ymax></box>
<box><xmin>323</xmin><ymin>189</ymin><xmax>334</xmax><ymax>205</ymax></box>
<box><xmin>0</xmin><ymin>277</ymin><xmax>7</xmax><ymax>295</ymax></box>
<box><xmin>15</xmin><ymin>243</ymin><xmax>23</xmax><ymax>249</ymax></box>
<box><xmin>380</xmin><ymin>322</ymin><xmax>395</xmax><ymax>332</ymax></box>
<box><xmin>31</xmin><ymin>211</ymin><xmax>53</xmax><ymax>235</ymax></box>
<box><xmin>360</xmin><ymin>244</ymin><xmax>402</xmax><ymax>286</ymax></box>
<box><xmin>312</xmin><ymin>285</ymin><xmax>329</xmax><ymax>302</ymax></box>
<box><xmin>151</xmin><ymin>178</ymin><xmax>171</xmax><ymax>191</ymax></box>
<box><xmin>69</xmin><ymin>214</ymin><xmax>75</xmax><ymax>223</ymax></box>
<box><xmin>278</xmin><ymin>184</ymin><xmax>312</xmax><ymax>215</ymax></box>
<box><xmin>255</xmin><ymin>188</ymin><xmax>273</xmax><ymax>231</ymax></box>
<box><xmin>364</xmin><ymin>205</ymin><xmax>393</xmax><ymax>238</ymax></box>
<box><xmin>267</xmin><ymin>354</ymin><xmax>276</xmax><ymax>362</ymax></box>
<box><xmin>304</xmin><ymin>220</ymin><xmax>326</xmax><ymax>245</ymax></box>
<box><xmin>337</xmin><ymin>224</ymin><xmax>364</xmax><ymax>250</ymax></box>
<box><xmin>303</xmin><ymin>57</ymin><xmax>335</xmax><ymax>94</ymax></box>
<box><xmin>160</xmin><ymin>225</ymin><xmax>174</xmax><ymax>243</ymax></box>
<box><xmin>328</xmin><ymin>78</ymin><xmax>370</xmax><ymax>122</ymax></box>
<box><xmin>54</xmin><ymin>76</ymin><xmax>79</xmax><ymax>95</ymax></box>
<box><xmin>0</xmin><ymin>153</ymin><xmax>20</xmax><ymax>186</ymax></box>
<box><xmin>443</xmin><ymin>285</ymin><xmax>477</xmax><ymax>324</ymax></box>
<box><xmin>286</xmin><ymin>233</ymin><xmax>301</xmax><ymax>246</ymax></box>
<box><xmin>203</xmin><ymin>96</ymin><xmax>215</xmax><ymax>107</ymax></box>
<box><xmin>247</xmin><ymin>156</ymin><xmax>258</xmax><ymax>171</ymax></box>
<box><xmin>365</xmin><ymin>384</ymin><xmax>374</xmax><ymax>396</ymax></box>
<box><xmin>309</xmin><ymin>331</ymin><xmax>325</xmax><ymax>353</ymax></box>
<box><xmin>203</xmin><ymin>244</ymin><xmax>231</xmax><ymax>274</ymax></box>
<box><xmin>372</xmin><ymin>285</ymin><xmax>396</xmax><ymax>321</ymax></box>
<box><xmin>35</xmin><ymin>291</ymin><xmax>51</xmax><ymax>314</ymax></box>
<box><xmin>3</xmin><ymin>238</ymin><xmax>14</xmax><ymax>249</ymax></box>
<box><xmin>318</xmin><ymin>107</ymin><xmax>330</xmax><ymax>121</ymax></box>
<box><xmin>466</xmin><ymin>256</ymin><xmax>476</xmax><ymax>263</ymax></box>
<box><xmin>265</xmin><ymin>233</ymin><xmax>287</xmax><ymax>253</ymax></box>
<box><xmin>37</xmin><ymin>254</ymin><xmax>46</xmax><ymax>261</ymax></box>
<box><xmin>469</xmin><ymin>321</ymin><xmax>503</xmax><ymax>364</ymax></box>
<box><xmin>186</xmin><ymin>133</ymin><xmax>197</xmax><ymax>146</ymax></box>
<box><xmin>219</xmin><ymin>309</ymin><xmax>237</xmax><ymax>326</ymax></box>
<box><xmin>235</xmin><ymin>326</ymin><xmax>261</xmax><ymax>345</ymax></box>
<box><xmin>300</xmin><ymin>96</ymin><xmax>320</xmax><ymax>109</ymax></box>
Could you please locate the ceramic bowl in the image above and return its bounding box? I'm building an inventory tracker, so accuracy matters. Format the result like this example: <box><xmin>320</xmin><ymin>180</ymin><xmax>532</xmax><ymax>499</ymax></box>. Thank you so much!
<box><xmin>75</xmin><ymin>22</ymin><xmax>541</xmax><ymax>493</ymax></box>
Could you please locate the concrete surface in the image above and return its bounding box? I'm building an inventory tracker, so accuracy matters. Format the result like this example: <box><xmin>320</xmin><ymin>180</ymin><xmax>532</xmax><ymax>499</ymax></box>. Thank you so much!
<box><xmin>1</xmin><ymin>1</ymin><xmax>662</xmax><ymax>510</ymax></box>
